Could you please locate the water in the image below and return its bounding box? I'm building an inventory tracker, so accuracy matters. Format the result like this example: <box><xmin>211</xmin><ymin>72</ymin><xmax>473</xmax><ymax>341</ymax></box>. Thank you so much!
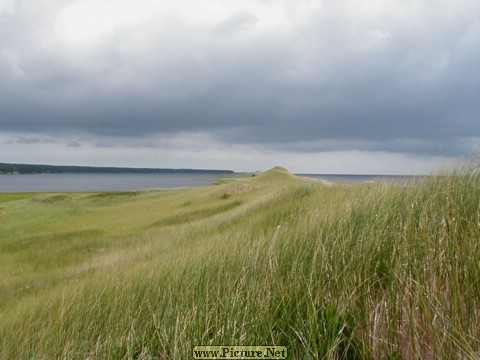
<box><xmin>0</xmin><ymin>173</ymin><xmax>230</xmax><ymax>193</ymax></box>
<box><xmin>0</xmin><ymin>172</ymin><xmax>427</xmax><ymax>193</ymax></box>
<box><xmin>297</xmin><ymin>174</ymin><xmax>425</xmax><ymax>184</ymax></box>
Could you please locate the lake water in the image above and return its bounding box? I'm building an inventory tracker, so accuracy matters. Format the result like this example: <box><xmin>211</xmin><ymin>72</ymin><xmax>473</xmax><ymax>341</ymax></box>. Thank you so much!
<box><xmin>0</xmin><ymin>173</ymin><xmax>230</xmax><ymax>193</ymax></box>
<box><xmin>0</xmin><ymin>172</ymin><xmax>426</xmax><ymax>193</ymax></box>
<box><xmin>297</xmin><ymin>174</ymin><xmax>425</xmax><ymax>184</ymax></box>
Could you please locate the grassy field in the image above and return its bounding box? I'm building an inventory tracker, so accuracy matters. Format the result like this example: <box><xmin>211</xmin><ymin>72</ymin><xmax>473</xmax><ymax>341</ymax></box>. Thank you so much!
<box><xmin>0</xmin><ymin>166</ymin><xmax>479</xmax><ymax>359</ymax></box>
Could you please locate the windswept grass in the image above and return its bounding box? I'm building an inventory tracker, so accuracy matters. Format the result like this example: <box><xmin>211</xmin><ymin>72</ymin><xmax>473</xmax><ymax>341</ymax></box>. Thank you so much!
<box><xmin>1</xmin><ymin>166</ymin><xmax>479</xmax><ymax>359</ymax></box>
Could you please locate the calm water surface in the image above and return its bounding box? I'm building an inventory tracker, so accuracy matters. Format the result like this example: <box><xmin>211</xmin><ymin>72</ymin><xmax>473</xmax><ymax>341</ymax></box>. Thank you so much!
<box><xmin>297</xmin><ymin>174</ymin><xmax>425</xmax><ymax>184</ymax></box>
<box><xmin>0</xmin><ymin>173</ymin><xmax>228</xmax><ymax>193</ymax></box>
<box><xmin>0</xmin><ymin>173</ymin><xmax>427</xmax><ymax>193</ymax></box>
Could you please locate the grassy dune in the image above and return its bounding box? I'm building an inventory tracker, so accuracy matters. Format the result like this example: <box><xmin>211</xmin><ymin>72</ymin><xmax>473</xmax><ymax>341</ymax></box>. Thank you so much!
<box><xmin>1</xmin><ymin>166</ymin><xmax>479</xmax><ymax>359</ymax></box>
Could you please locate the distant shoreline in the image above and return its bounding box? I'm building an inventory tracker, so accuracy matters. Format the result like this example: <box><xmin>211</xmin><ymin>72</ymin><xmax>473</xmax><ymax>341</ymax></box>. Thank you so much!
<box><xmin>0</xmin><ymin>163</ymin><xmax>234</xmax><ymax>175</ymax></box>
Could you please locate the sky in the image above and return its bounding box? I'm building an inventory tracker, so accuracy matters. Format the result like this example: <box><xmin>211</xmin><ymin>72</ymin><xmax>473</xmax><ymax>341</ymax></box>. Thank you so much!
<box><xmin>0</xmin><ymin>0</ymin><xmax>479</xmax><ymax>174</ymax></box>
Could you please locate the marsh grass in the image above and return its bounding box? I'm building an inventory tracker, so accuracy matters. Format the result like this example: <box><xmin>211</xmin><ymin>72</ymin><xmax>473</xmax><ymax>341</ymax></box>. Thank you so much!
<box><xmin>1</xmin><ymin>166</ymin><xmax>479</xmax><ymax>359</ymax></box>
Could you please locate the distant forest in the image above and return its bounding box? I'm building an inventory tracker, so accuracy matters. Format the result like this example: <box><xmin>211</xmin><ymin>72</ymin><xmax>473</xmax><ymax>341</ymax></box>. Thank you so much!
<box><xmin>0</xmin><ymin>163</ymin><xmax>234</xmax><ymax>175</ymax></box>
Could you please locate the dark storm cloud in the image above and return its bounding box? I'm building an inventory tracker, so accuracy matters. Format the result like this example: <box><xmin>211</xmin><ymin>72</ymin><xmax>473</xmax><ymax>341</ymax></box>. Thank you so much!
<box><xmin>0</xmin><ymin>0</ymin><xmax>479</xmax><ymax>157</ymax></box>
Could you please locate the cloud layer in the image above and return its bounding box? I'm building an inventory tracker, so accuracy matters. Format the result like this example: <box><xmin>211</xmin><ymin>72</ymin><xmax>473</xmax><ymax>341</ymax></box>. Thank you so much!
<box><xmin>0</xmin><ymin>0</ymin><xmax>479</xmax><ymax>172</ymax></box>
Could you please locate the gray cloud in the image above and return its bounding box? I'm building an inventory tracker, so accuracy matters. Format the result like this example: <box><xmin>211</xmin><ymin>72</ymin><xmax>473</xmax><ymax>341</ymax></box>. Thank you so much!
<box><xmin>0</xmin><ymin>0</ymin><xmax>479</xmax><ymax>164</ymax></box>
<box><xmin>214</xmin><ymin>11</ymin><xmax>259</xmax><ymax>35</ymax></box>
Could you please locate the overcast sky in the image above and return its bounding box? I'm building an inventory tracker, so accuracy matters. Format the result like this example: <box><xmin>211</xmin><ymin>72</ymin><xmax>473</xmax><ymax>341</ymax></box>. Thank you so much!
<box><xmin>0</xmin><ymin>0</ymin><xmax>479</xmax><ymax>174</ymax></box>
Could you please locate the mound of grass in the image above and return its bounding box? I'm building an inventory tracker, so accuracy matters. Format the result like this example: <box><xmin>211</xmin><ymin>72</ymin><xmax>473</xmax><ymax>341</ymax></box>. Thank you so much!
<box><xmin>1</xmin><ymin>166</ymin><xmax>479</xmax><ymax>359</ymax></box>
<box><xmin>253</xmin><ymin>166</ymin><xmax>297</xmax><ymax>183</ymax></box>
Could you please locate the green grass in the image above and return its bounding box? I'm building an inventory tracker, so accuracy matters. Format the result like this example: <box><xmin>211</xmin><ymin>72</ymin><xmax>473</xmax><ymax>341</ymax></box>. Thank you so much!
<box><xmin>1</xmin><ymin>166</ymin><xmax>479</xmax><ymax>359</ymax></box>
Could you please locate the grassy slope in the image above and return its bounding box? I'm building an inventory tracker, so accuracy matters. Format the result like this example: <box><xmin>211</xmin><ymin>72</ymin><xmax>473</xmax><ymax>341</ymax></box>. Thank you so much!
<box><xmin>1</xmin><ymin>166</ymin><xmax>479</xmax><ymax>359</ymax></box>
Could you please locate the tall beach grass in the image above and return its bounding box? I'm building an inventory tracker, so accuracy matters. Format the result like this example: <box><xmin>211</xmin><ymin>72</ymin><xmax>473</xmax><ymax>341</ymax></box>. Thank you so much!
<box><xmin>0</xmin><ymin>165</ymin><xmax>479</xmax><ymax>359</ymax></box>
